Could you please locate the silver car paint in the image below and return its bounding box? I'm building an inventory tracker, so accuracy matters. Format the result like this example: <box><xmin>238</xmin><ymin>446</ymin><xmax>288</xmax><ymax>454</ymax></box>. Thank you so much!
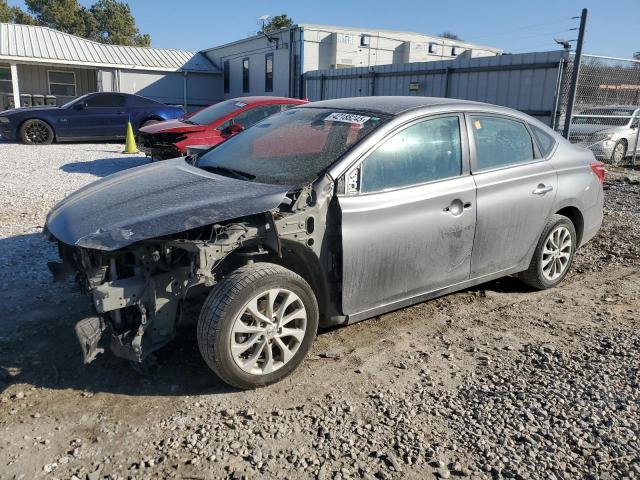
<box><xmin>329</xmin><ymin>101</ymin><xmax>603</xmax><ymax>321</ymax></box>
<box><xmin>570</xmin><ymin>107</ymin><xmax>640</xmax><ymax>160</ymax></box>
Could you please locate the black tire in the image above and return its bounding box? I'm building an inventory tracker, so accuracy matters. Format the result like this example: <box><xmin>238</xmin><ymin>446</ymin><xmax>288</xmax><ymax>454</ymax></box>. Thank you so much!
<box><xmin>609</xmin><ymin>140</ymin><xmax>627</xmax><ymax>165</ymax></box>
<box><xmin>197</xmin><ymin>263</ymin><xmax>319</xmax><ymax>389</ymax></box>
<box><xmin>518</xmin><ymin>214</ymin><xmax>577</xmax><ymax>290</ymax></box>
<box><xmin>19</xmin><ymin>119</ymin><xmax>54</xmax><ymax>145</ymax></box>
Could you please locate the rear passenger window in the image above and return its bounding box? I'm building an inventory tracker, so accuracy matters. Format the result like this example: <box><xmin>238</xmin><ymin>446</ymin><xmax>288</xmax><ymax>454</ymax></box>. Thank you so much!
<box><xmin>470</xmin><ymin>116</ymin><xmax>534</xmax><ymax>170</ymax></box>
<box><xmin>361</xmin><ymin>116</ymin><xmax>462</xmax><ymax>193</ymax></box>
<box><xmin>530</xmin><ymin>124</ymin><xmax>556</xmax><ymax>157</ymax></box>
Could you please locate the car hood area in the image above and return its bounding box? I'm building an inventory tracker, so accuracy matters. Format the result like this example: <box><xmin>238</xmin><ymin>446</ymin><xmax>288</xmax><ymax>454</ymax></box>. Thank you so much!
<box><xmin>45</xmin><ymin>158</ymin><xmax>292</xmax><ymax>251</ymax></box>
<box><xmin>140</xmin><ymin>119</ymin><xmax>208</xmax><ymax>135</ymax></box>
<box><xmin>570</xmin><ymin>124</ymin><xmax>619</xmax><ymax>136</ymax></box>
<box><xmin>0</xmin><ymin>106</ymin><xmax>60</xmax><ymax>117</ymax></box>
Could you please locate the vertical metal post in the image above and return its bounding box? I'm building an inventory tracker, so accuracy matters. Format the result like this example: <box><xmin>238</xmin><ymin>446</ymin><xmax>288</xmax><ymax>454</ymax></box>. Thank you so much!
<box><xmin>182</xmin><ymin>72</ymin><xmax>188</xmax><ymax>112</ymax></box>
<box><xmin>551</xmin><ymin>58</ymin><xmax>565</xmax><ymax>130</ymax></box>
<box><xmin>443</xmin><ymin>67</ymin><xmax>451</xmax><ymax>98</ymax></box>
<box><xmin>369</xmin><ymin>71</ymin><xmax>376</xmax><ymax>96</ymax></box>
<box><xmin>320</xmin><ymin>75</ymin><xmax>325</xmax><ymax>101</ymax></box>
<box><xmin>10</xmin><ymin>63</ymin><xmax>20</xmax><ymax>108</ymax></box>
<box><xmin>562</xmin><ymin>8</ymin><xmax>588</xmax><ymax>139</ymax></box>
<box><xmin>632</xmin><ymin>113</ymin><xmax>639</xmax><ymax>168</ymax></box>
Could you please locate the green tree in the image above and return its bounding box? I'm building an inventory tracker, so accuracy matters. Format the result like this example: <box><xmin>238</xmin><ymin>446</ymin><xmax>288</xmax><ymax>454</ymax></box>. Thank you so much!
<box><xmin>89</xmin><ymin>0</ymin><xmax>150</xmax><ymax>46</ymax></box>
<box><xmin>25</xmin><ymin>0</ymin><xmax>97</xmax><ymax>38</ymax></box>
<box><xmin>11</xmin><ymin>0</ymin><xmax>150</xmax><ymax>46</ymax></box>
<box><xmin>440</xmin><ymin>31</ymin><xmax>462</xmax><ymax>41</ymax></box>
<box><xmin>260</xmin><ymin>14</ymin><xmax>294</xmax><ymax>34</ymax></box>
<box><xmin>0</xmin><ymin>0</ymin><xmax>36</xmax><ymax>24</ymax></box>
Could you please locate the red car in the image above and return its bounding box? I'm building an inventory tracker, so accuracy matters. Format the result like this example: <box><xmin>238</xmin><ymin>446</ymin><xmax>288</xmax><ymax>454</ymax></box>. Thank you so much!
<box><xmin>138</xmin><ymin>96</ymin><xmax>307</xmax><ymax>160</ymax></box>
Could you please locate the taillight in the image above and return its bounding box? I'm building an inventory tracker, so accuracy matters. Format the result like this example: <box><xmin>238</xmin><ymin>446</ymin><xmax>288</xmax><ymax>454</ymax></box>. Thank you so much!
<box><xmin>590</xmin><ymin>162</ymin><xmax>605</xmax><ymax>184</ymax></box>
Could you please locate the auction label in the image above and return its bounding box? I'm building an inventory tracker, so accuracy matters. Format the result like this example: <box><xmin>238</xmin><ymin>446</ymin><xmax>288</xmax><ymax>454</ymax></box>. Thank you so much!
<box><xmin>325</xmin><ymin>112</ymin><xmax>371</xmax><ymax>125</ymax></box>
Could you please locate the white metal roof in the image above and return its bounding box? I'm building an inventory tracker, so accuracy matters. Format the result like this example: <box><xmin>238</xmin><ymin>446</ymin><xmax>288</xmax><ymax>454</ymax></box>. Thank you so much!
<box><xmin>0</xmin><ymin>23</ymin><xmax>220</xmax><ymax>73</ymax></box>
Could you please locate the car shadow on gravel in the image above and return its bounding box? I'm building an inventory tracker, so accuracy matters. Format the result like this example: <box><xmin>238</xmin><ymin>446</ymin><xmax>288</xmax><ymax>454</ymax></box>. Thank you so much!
<box><xmin>0</xmin><ymin>314</ymin><xmax>238</xmax><ymax>397</ymax></box>
<box><xmin>60</xmin><ymin>156</ymin><xmax>150</xmax><ymax>177</ymax></box>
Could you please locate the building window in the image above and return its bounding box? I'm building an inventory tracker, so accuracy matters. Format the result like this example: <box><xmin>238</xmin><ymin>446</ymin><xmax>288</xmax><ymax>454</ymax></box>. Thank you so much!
<box><xmin>451</xmin><ymin>47</ymin><xmax>458</xmax><ymax>56</ymax></box>
<box><xmin>48</xmin><ymin>70</ymin><xmax>76</xmax><ymax>96</ymax></box>
<box><xmin>223</xmin><ymin>60</ymin><xmax>230</xmax><ymax>94</ymax></box>
<box><xmin>242</xmin><ymin>58</ymin><xmax>250</xmax><ymax>93</ymax></box>
<box><xmin>428</xmin><ymin>43</ymin><xmax>436</xmax><ymax>54</ymax></box>
<box><xmin>265</xmin><ymin>53</ymin><xmax>273</xmax><ymax>92</ymax></box>
<box><xmin>0</xmin><ymin>66</ymin><xmax>12</xmax><ymax>94</ymax></box>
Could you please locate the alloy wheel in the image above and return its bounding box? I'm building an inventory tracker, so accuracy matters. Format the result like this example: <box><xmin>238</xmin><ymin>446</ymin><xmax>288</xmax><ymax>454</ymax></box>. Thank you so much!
<box><xmin>25</xmin><ymin>122</ymin><xmax>50</xmax><ymax>144</ymax></box>
<box><xmin>541</xmin><ymin>226</ymin><xmax>572</xmax><ymax>281</ymax></box>
<box><xmin>612</xmin><ymin>143</ymin><xmax>625</xmax><ymax>165</ymax></box>
<box><xmin>230</xmin><ymin>288</ymin><xmax>307</xmax><ymax>375</ymax></box>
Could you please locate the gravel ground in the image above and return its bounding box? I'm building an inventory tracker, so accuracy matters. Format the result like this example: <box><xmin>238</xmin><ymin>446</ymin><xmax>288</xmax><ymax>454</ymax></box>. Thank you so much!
<box><xmin>0</xmin><ymin>139</ymin><xmax>639</xmax><ymax>480</ymax></box>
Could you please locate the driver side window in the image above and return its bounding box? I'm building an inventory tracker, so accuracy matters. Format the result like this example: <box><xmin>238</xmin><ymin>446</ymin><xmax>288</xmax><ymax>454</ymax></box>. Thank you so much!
<box><xmin>360</xmin><ymin>116</ymin><xmax>462</xmax><ymax>193</ymax></box>
<box><xmin>221</xmin><ymin>105</ymin><xmax>282</xmax><ymax>131</ymax></box>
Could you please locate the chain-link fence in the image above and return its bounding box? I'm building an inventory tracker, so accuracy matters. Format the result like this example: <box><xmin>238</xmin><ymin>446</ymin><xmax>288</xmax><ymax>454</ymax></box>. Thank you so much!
<box><xmin>559</xmin><ymin>54</ymin><xmax>640</xmax><ymax>166</ymax></box>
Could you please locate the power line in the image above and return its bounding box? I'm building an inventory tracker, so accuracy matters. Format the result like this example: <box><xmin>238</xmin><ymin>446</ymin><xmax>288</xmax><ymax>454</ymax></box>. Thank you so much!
<box><xmin>467</xmin><ymin>17</ymin><xmax>575</xmax><ymax>40</ymax></box>
<box><xmin>479</xmin><ymin>29</ymin><xmax>574</xmax><ymax>46</ymax></box>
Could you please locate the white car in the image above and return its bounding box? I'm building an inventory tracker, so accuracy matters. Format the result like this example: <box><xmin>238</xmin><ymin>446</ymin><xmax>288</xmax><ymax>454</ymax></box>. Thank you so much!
<box><xmin>569</xmin><ymin>106</ymin><xmax>640</xmax><ymax>164</ymax></box>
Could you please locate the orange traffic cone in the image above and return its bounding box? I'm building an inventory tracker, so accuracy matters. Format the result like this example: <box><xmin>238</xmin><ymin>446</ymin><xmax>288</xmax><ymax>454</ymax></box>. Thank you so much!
<box><xmin>122</xmin><ymin>121</ymin><xmax>139</xmax><ymax>154</ymax></box>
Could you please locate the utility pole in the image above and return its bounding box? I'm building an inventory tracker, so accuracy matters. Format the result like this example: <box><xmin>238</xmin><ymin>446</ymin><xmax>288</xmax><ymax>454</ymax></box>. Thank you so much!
<box><xmin>562</xmin><ymin>8</ymin><xmax>588</xmax><ymax>139</ymax></box>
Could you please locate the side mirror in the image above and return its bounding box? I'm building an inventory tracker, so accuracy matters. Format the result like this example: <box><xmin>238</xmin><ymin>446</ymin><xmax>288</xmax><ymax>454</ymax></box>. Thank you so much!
<box><xmin>222</xmin><ymin>123</ymin><xmax>244</xmax><ymax>136</ymax></box>
<box><xmin>74</xmin><ymin>102</ymin><xmax>87</xmax><ymax>111</ymax></box>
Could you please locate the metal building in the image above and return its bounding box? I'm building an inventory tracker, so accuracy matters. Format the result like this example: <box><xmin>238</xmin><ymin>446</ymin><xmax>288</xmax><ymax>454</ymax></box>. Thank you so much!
<box><xmin>0</xmin><ymin>23</ymin><xmax>221</xmax><ymax>111</ymax></box>
<box><xmin>202</xmin><ymin>23</ymin><xmax>502</xmax><ymax>99</ymax></box>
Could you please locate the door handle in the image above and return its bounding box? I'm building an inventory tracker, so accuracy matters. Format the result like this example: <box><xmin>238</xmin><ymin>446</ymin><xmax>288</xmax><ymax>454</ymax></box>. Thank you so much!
<box><xmin>443</xmin><ymin>199</ymin><xmax>470</xmax><ymax>216</ymax></box>
<box><xmin>532</xmin><ymin>184</ymin><xmax>553</xmax><ymax>195</ymax></box>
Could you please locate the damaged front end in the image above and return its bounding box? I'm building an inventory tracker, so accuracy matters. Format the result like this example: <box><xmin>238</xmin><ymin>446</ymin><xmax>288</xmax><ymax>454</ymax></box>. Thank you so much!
<box><xmin>49</xmin><ymin>221</ymin><xmax>266</xmax><ymax>364</ymax></box>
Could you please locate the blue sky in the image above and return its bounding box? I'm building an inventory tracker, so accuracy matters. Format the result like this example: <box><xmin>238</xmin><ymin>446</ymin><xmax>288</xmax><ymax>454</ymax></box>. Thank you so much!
<box><xmin>7</xmin><ymin>0</ymin><xmax>639</xmax><ymax>58</ymax></box>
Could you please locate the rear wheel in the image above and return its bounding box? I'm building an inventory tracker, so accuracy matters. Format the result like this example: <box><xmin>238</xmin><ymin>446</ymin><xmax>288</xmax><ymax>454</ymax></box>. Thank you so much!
<box><xmin>19</xmin><ymin>119</ymin><xmax>54</xmax><ymax>145</ymax></box>
<box><xmin>197</xmin><ymin>263</ymin><xmax>318</xmax><ymax>389</ymax></box>
<box><xmin>518</xmin><ymin>214</ymin><xmax>576</xmax><ymax>290</ymax></box>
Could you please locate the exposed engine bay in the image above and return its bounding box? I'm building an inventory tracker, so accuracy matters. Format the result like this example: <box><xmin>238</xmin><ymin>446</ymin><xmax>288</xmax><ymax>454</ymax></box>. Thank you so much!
<box><xmin>47</xmin><ymin>176</ymin><xmax>340</xmax><ymax>365</ymax></box>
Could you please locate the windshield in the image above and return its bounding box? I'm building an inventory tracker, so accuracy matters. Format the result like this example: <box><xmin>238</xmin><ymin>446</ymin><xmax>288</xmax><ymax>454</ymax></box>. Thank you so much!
<box><xmin>572</xmin><ymin>108</ymin><xmax>635</xmax><ymax>126</ymax></box>
<box><xmin>197</xmin><ymin>108</ymin><xmax>387</xmax><ymax>185</ymax></box>
<box><xmin>188</xmin><ymin>99</ymin><xmax>248</xmax><ymax>125</ymax></box>
<box><xmin>61</xmin><ymin>94</ymin><xmax>91</xmax><ymax>109</ymax></box>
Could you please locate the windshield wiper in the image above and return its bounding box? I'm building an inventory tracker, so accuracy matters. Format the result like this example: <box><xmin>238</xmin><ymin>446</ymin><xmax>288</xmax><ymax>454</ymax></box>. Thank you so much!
<box><xmin>201</xmin><ymin>165</ymin><xmax>255</xmax><ymax>181</ymax></box>
<box><xmin>181</xmin><ymin>119</ymin><xmax>198</xmax><ymax>125</ymax></box>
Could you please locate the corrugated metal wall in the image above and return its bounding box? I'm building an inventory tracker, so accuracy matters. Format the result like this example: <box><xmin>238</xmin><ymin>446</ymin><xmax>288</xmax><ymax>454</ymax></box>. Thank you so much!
<box><xmin>17</xmin><ymin>63</ymin><xmax>96</xmax><ymax>105</ymax></box>
<box><xmin>305</xmin><ymin>50</ymin><xmax>568</xmax><ymax>126</ymax></box>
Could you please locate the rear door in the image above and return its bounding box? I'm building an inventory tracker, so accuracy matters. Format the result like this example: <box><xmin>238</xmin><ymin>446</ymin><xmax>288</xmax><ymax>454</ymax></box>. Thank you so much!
<box><xmin>338</xmin><ymin>114</ymin><xmax>476</xmax><ymax>316</ymax></box>
<box><xmin>68</xmin><ymin>94</ymin><xmax>129</xmax><ymax>138</ymax></box>
<box><xmin>467</xmin><ymin>114</ymin><xmax>557</xmax><ymax>277</ymax></box>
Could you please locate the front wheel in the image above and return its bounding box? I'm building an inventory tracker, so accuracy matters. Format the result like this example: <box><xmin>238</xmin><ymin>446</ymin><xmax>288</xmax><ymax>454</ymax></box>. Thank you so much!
<box><xmin>197</xmin><ymin>263</ymin><xmax>318</xmax><ymax>389</ymax></box>
<box><xmin>609</xmin><ymin>140</ymin><xmax>627</xmax><ymax>166</ymax></box>
<box><xmin>19</xmin><ymin>119</ymin><xmax>54</xmax><ymax>145</ymax></box>
<box><xmin>518</xmin><ymin>214</ymin><xmax>576</xmax><ymax>290</ymax></box>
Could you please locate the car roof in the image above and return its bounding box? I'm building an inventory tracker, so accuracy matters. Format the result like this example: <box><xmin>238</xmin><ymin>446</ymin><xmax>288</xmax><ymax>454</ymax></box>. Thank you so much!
<box><xmin>230</xmin><ymin>96</ymin><xmax>307</xmax><ymax>105</ymax></box>
<box><xmin>299</xmin><ymin>96</ymin><xmax>487</xmax><ymax>116</ymax></box>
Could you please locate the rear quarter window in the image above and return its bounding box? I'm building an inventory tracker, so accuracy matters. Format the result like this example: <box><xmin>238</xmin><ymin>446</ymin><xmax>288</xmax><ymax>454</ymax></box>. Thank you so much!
<box><xmin>530</xmin><ymin>124</ymin><xmax>556</xmax><ymax>157</ymax></box>
<box><xmin>470</xmin><ymin>115</ymin><xmax>534</xmax><ymax>170</ymax></box>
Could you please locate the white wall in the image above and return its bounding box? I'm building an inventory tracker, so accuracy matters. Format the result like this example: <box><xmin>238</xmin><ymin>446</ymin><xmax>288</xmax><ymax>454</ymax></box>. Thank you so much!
<box><xmin>99</xmin><ymin>68</ymin><xmax>222</xmax><ymax>111</ymax></box>
<box><xmin>203</xmin><ymin>29</ymin><xmax>302</xmax><ymax>99</ymax></box>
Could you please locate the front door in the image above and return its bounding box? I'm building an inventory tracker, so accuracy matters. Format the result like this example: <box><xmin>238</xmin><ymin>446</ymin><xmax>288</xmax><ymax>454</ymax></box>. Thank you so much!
<box><xmin>467</xmin><ymin>114</ymin><xmax>558</xmax><ymax>276</ymax></box>
<box><xmin>338</xmin><ymin>114</ymin><xmax>476</xmax><ymax>316</ymax></box>
<box><xmin>67</xmin><ymin>93</ymin><xmax>129</xmax><ymax>138</ymax></box>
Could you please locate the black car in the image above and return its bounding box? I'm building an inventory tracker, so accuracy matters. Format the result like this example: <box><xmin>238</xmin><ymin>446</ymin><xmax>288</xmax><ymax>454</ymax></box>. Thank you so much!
<box><xmin>0</xmin><ymin>92</ymin><xmax>184</xmax><ymax>145</ymax></box>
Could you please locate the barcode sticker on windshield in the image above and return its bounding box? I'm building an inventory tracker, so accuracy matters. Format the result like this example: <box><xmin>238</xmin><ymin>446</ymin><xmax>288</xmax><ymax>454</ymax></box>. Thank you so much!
<box><xmin>325</xmin><ymin>112</ymin><xmax>371</xmax><ymax>125</ymax></box>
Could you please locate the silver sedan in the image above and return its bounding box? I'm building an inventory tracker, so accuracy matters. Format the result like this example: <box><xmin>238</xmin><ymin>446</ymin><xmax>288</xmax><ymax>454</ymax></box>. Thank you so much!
<box><xmin>46</xmin><ymin>97</ymin><xmax>605</xmax><ymax>389</ymax></box>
